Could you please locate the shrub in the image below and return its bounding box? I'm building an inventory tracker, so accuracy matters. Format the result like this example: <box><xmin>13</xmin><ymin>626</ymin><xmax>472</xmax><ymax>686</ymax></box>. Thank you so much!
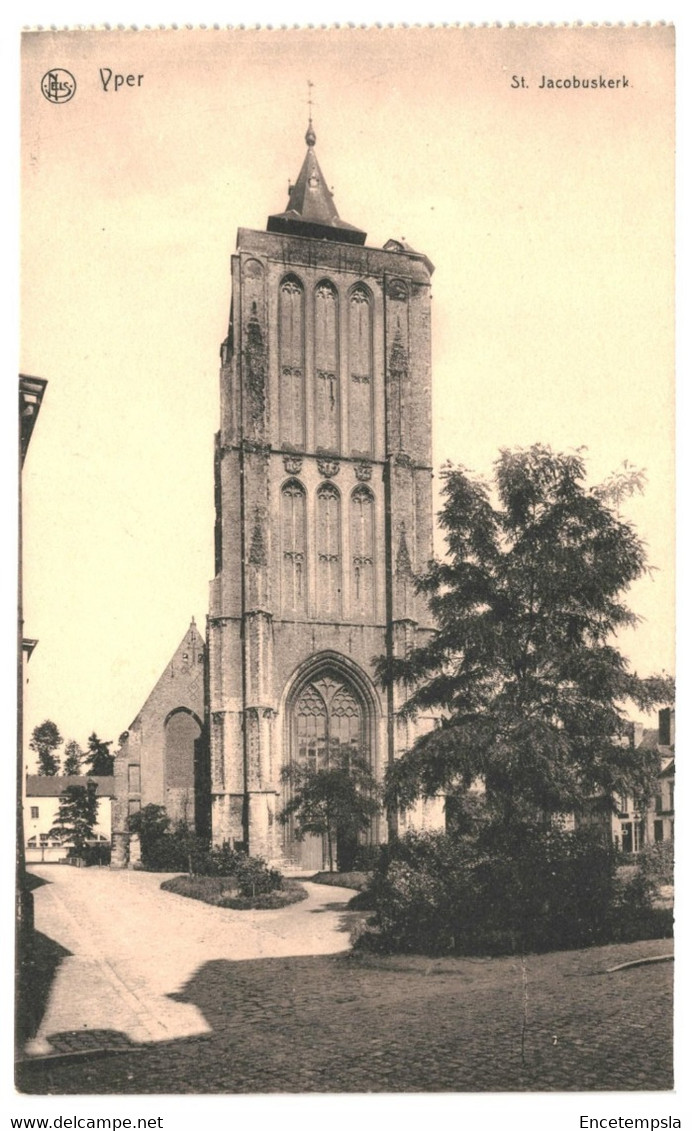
<box><xmin>160</xmin><ymin>870</ymin><xmax>299</xmax><ymax>910</ymax></box>
<box><xmin>136</xmin><ymin>826</ymin><xmax>210</xmax><ymax>873</ymax></box>
<box><xmin>362</xmin><ymin>831</ymin><xmax>472</xmax><ymax>954</ymax></box>
<box><xmin>359</xmin><ymin>825</ymin><xmax>643</xmax><ymax>956</ymax></box>
<box><xmin>234</xmin><ymin>854</ymin><xmax>283</xmax><ymax>897</ymax></box>
<box><xmin>216</xmin><ymin>886</ymin><xmax>306</xmax><ymax>910</ymax></box>
<box><xmin>82</xmin><ymin>843</ymin><xmax>111</xmax><ymax>867</ymax></box>
<box><xmin>128</xmin><ymin>804</ymin><xmax>283</xmax><ymax>894</ymax></box>
<box><xmin>351</xmin><ymin>844</ymin><xmax>386</xmax><ymax>872</ymax></box>
<box><xmin>128</xmin><ymin>806</ymin><xmax>213</xmax><ymax>873</ymax></box>
<box><xmin>201</xmin><ymin>842</ymin><xmax>244</xmax><ymax>876</ymax></box>
<box><xmin>635</xmin><ymin>840</ymin><xmax>674</xmax><ymax>887</ymax></box>
<box><xmin>311</xmin><ymin>870</ymin><xmax>371</xmax><ymax>891</ymax></box>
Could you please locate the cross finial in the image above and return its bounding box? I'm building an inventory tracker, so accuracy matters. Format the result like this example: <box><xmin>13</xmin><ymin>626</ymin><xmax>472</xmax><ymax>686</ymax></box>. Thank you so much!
<box><xmin>305</xmin><ymin>79</ymin><xmax>316</xmax><ymax>146</ymax></box>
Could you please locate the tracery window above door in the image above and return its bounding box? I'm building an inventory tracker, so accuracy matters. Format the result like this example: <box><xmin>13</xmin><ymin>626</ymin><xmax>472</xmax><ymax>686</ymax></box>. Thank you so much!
<box><xmin>295</xmin><ymin>675</ymin><xmax>363</xmax><ymax>773</ymax></box>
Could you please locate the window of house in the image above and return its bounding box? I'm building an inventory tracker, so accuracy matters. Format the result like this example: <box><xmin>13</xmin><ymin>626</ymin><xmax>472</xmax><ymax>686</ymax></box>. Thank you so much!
<box><xmin>654</xmin><ymin>820</ymin><xmax>664</xmax><ymax>843</ymax></box>
<box><xmin>128</xmin><ymin>764</ymin><xmax>141</xmax><ymax>793</ymax></box>
<box><xmin>30</xmin><ymin>806</ymin><xmax>39</xmax><ymax>819</ymax></box>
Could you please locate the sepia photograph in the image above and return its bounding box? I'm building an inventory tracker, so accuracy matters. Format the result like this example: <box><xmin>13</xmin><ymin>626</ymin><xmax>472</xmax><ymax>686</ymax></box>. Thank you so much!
<box><xmin>16</xmin><ymin>23</ymin><xmax>675</xmax><ymax>1101</ymax></box>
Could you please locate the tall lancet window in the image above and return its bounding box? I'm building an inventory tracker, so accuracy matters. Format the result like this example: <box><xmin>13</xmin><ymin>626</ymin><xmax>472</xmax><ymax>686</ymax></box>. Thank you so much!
<box><xmin>279</xmin><ymin>275</ymin><xmax>305</xmax><ymax>448</ymax></box>
<box><xmin>314</xmin><ymin>281</ymin><xmax>339</xmax><ymax>451</ymax></box>
<box><xmin>281</xmin><ymin>480</ymin><xmax>307</xmax><ymax>614</ymax></box>
<box><xmin>316</xmin><ymin>483</ymin><xmax>342</xmax><ymax>616</ymax></box>
<box><xmin>351</xmin><ymin>486</ymin><xmax>375</xmax><ymax>618</ymax></box>
<box><xmin>348</xmin><ymin>286</ymin><xmax>373</xmax><ymax>454</ymax></box>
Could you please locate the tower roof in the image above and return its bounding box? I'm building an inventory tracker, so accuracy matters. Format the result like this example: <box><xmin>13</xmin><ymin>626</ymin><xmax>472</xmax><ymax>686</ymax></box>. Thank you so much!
<box><xmin>267</xmin><ymin>123</ymin><xmax>367</xmax><ymax>245</ymax></box>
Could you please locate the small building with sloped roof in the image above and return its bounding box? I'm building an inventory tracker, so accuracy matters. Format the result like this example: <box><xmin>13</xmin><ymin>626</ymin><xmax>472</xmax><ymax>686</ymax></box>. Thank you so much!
<box><xmin>25</xmin><ymin>775</ymin><xmax>115</xmax><ymax>862</ymax></box>
<box><xmin>111</xmin><ymin>619</ymin><xmax>209</xmax><ymax>868</ymax></box>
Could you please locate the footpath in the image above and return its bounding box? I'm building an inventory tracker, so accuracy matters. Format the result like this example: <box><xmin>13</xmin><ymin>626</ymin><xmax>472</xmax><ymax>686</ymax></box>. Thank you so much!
<box><xmin>17</xmin><ymin>866</ymin><xmax>673</xmax><ymax>1094</ymax></box>
<box><xmin>20</xmin><ymin>865</ymin><xmax>355</xmax><ymax>1057</ymax></box>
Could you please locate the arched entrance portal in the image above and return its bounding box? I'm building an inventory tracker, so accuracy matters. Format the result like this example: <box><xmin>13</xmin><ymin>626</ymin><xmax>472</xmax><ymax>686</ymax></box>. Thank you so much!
<box><xmin>285</xmin><ymin>665</ymin><xmax>377</xmax><ymax>871</ymax></box>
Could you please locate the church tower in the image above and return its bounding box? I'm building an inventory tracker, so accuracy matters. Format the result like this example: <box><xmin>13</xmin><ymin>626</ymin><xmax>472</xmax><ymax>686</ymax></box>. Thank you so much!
<box><xmin>208</xmin><ymin>121</ymin><xmax>440</xmax><ymax>867</ymax></box>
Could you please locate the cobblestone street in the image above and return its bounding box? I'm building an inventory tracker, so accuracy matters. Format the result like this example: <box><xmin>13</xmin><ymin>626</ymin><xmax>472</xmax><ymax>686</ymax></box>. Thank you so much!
<box><xmin>17</xmin><ymin>867</ymin><xmax>673</xmax><ymax>1094</ymax></box>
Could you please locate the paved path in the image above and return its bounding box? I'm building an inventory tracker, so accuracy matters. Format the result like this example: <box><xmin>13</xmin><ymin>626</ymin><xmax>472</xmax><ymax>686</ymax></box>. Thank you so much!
<box><xmin>24</xmin><ymin>866</ymin><xmax>355</xmax><ymax>1057</ymax></box>
<box><xmin>19</xmin><ymin>867</ymin><xmax>673</xmax><ymax>1093</ymax></box>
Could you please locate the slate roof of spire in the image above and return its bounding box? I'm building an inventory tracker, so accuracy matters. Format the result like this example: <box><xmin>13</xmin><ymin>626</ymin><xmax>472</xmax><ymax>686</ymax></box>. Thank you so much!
<box><xmin>267</xmin><ymin>123</ymin><xmax>367</xmax><ymax>245</ymax></box>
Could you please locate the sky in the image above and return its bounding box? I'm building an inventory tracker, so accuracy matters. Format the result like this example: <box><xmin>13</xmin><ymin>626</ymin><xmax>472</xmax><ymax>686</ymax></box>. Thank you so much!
<box><xmin>19</xmin><ymin>24</ymin><xmax>675</xmax><ymax>761</ymax></box>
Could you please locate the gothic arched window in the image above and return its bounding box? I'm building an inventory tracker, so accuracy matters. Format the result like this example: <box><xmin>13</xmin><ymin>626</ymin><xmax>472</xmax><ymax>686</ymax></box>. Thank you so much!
<box><xmin>351</xmin><ymin>485</ymin><xmax>375</xmax><ymax>618</ymax></box>
<box><xmin>294</xmin><ymin>676</ymin><xmax>364</xmax><ymax>773</ymax></box>
<box><xmin>316</xmin><ymin>482</ymin><xmax>341</xmax><ymax>616</ymax></box>
<box><xmin>285</xmin><ymin>665</ymin><xmax>376</xmax><ymax>869</ymax></box>
<box><xmin>281</xmin><ymin>479</ymin><xmax>306</xmax><ymax>613</ymax></box>
<box><xmin>279</xmin><ymin>275</ymin><xmax>305</xmax><ymax>447</ymax></box>
<box><xmin>348</xmin><ymin>285</ymin><xmax>373</xmax><ymax>454</ymax></box>
<box><xmin>314</xmin><ymin>281</ymin><xmax>339</xmax><ymax>451</ymax></box>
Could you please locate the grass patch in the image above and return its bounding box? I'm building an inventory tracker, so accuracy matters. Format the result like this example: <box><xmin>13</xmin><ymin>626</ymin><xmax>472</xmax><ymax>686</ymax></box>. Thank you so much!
<box><xmin>160</xmin><ymin>874</ymin><xmax>307</xmax><ymax>910</ymax></box>
<box><xmin>309</xmin><ymin>871</ymin><xmax>371</xmax><ymax>891</ymax></box>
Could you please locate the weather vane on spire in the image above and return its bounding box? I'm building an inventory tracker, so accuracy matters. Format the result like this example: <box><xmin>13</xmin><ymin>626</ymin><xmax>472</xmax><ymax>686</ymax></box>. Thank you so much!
<box><xmin>305</xmin><ymin>79</ymin><xmax>316</xmax><ymax>147</ymax></box>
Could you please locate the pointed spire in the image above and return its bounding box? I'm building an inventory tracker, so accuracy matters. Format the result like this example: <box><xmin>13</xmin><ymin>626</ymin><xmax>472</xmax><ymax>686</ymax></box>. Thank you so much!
<box><xmin>267</xmin><ymin>118</ymin><xmax>366</xmax><ymax>245</ymax></box>
<box><xmin>306</xmin><ymin>78</ymin><xmax>316</xmax><ymax>147</ymax></box>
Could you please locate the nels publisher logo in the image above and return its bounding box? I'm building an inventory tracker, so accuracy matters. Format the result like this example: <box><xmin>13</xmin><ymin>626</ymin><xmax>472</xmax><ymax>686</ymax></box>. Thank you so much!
<box><xmin>40</xmin><ymin>69</ymin><xmax>76</xmax><ymax>103</ymax></box>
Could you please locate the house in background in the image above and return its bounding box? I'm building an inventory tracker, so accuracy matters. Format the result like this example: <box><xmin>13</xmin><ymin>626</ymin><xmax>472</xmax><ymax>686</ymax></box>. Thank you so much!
<box><xmin>644</xmin><ymin>707</ymin><xmax>675</xmax><ymax>848</ymax></box>
<box><xmin>578</xmin><ymin>708</ymin><xmax>675</xmax><ymax>854</ymax></box>
<box><xmin>24</xmin><ymin>775</ymin><xmax>115</xmax><ymax>862</ymax></box>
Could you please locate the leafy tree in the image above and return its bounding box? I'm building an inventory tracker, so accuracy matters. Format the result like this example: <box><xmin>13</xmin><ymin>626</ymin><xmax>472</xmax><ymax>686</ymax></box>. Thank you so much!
<box><xmin>84</xmin><ymin>732</ymin><xmax>115</xmax><ymax>776</ymax></box>
<box><xmin>379</xmin><ymin>445</ymin><xmax>673</xmax><ymax>829</ymax></box>
<box><xmin>128</xmin><ymin>804</ymin><xmax>170</xmax><ymax>853</ymax></box>
<box><xmin>593</xmin><ymin>458</ymin><xmax>647</xmax><ymax>515</ymax></box>
<box><xmin>279</xmin><ymin>746</ymin><xmax>381</xmax><ymax>872</ymax></box>
<box><xmin>62</xmin><ymin>739</ymin><xmax>84</xmax><ymax>776</ymax></box>
<box><xmin>30</xmin><ymin>720</ymin><xmax>63</xmax><ymax>776</ymax></box>
<box><xmin>50</xmin><ymin>779</ymin><xmax>99</xmax><ymax>855</ymax></box>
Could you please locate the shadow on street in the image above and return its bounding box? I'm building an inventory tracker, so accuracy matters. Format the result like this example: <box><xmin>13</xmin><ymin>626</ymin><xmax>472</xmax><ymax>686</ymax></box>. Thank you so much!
<box><xmin>16</xmin><ymin>941</ymin><xmax>674</xmax><ymax>1095</ymax></box>
<box><xmin>17</xmin><ymin>930</ymin><xmax>72</xmax><ymax>1048</ymax></box>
